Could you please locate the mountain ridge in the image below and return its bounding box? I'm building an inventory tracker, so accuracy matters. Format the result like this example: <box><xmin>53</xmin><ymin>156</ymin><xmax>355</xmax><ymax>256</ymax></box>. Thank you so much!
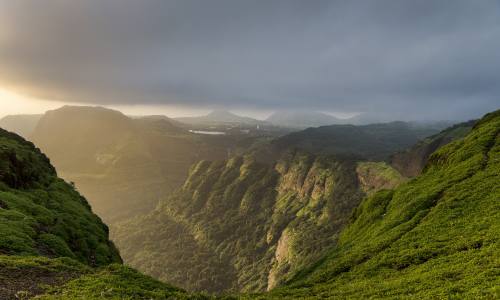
<box><xmin>259</xmin><ymin>109</ymin><xmax>500</xmax><ymax>299</ymax></box>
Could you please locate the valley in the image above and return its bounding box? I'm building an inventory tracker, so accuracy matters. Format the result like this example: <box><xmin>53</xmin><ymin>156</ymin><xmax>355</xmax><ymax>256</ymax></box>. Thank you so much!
<box><xmin>0</xmin><ymin>106</ymin><xmax>498</xmax><ymax>299</ymax></box>
<box><xmin>3</xmin><ymin>105</ymin><xmax>495</xmax><ymax>298</ymax></box>
<box><xmin>1</xmin><ymin>2</ymin><xmax>498</xmax><ymax>298</ymax></box>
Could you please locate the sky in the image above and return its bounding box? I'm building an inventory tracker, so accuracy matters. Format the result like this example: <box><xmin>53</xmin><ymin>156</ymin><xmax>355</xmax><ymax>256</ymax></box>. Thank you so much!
<box><xmin>0</xmin><ymin>0</ymin><xmax>499</xmax><ymax>121</ymax></box>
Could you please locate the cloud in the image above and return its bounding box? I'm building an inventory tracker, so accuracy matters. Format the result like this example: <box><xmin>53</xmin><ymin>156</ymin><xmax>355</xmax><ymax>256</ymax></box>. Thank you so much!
<box><xmin>0</xmin><ymin>0</ymin><xmax>499</xmax><ymax>120</ymax></box>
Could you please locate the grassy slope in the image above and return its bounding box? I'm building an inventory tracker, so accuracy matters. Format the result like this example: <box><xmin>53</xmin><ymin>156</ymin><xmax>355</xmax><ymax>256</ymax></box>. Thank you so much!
<box><xmin>0</xmin><ymin>255</ymin><xmax>201</xmax><ymax>300</ymax></box>
<box><xmin>0</xmin><ymin>128</ymin><xmax>121</xmax><ymax>265</ymax></box>
<box><xmin>35</xmin><ymin>264</ymin><xmax>201</xmax><ymax>300</ymax></box>
<box><xmin>255</xmin><ymin>110</ymin><xmax>500</xmax><ymax>299</ymax></box>
<box><xmin>112</xmin><ymin>121</ymin><xmax>431</xmax><ymax>294</ymax></box>
<box><xmin>391</xmin><ymin>120</ymin><xmax>476</xmax><ymax>177</ymax></box>
<box><xmin>0</xmin><ymin>128</ymin><xmax>197</xmax><ymax>299</ymax></box>
<box><xmin>114</xmin><ymin>150</ymin><xmax>406</xmax><ymax>293</ymax></box>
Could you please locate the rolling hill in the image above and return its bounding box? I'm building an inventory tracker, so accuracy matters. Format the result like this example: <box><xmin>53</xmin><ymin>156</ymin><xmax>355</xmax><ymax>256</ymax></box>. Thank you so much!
<box><xmin>29</xmin><ymin>106</ymin><xmax>257</xmax><ymax>224</ymax></box>
<box><xmin>271</xmin><ymin>121</ymin><xmax>441</xmax><ymax>161</ymax></box>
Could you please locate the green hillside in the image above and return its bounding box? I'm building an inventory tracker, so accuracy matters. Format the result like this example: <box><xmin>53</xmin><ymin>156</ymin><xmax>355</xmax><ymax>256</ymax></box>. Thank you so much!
<box><xmin>1</xmin><ymin>109</ymin><xmax>498</xmax><ymax>299</ymax></box>
<box><xmin>114</xmin><ymin>150</ymin><xmax>405</xmax><ymax>293</ymax></box>
<box><xmin>256</xmin><ymin>110</ymin><xmax>500</xmax><ymax>299</ymax></box>
<box><xmin>391</xmin><ymin>120</ymin><xmax>476</xmax><ymax>177</ymax></box>
<box><xmin>272</xmin><ymin>121</ymin><xmax>441</xmax><ymax>161</ymax></box>
<box><xmin>0</xmin><ymin>127</ymin><xmax>196</xmax><ymax>299</ymax></box>
<box><xmin>0</xmin><ymin>127</ymin><xmax>120</xmax><ymax>265</ymax></box>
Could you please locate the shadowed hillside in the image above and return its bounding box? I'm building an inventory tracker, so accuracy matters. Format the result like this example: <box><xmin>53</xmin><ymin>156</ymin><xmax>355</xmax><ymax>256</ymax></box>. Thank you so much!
<box><xmin>271</xmin><ymin>121</ymin><xmax>442</xmax><ymax>161</ymax></box>
<box><xmin>30</xmin><ymin>106</ymin><xmax>258</xmax><ymax>223</ymax></box>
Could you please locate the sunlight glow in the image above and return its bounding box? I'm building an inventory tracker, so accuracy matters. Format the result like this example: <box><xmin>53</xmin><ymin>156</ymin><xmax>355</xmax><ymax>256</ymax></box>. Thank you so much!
<box><xmin>0</xmin><ymin>88</ymin><xmax>73</xmax><ymax>118</ymax></box>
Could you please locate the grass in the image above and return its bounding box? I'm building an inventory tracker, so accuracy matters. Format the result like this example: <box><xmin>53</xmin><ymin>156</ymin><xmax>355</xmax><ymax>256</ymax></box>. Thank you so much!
<box><xmin>250</xmin><ymin>109</ymin><xmax>500</xmax><ymax>299</ymax></box>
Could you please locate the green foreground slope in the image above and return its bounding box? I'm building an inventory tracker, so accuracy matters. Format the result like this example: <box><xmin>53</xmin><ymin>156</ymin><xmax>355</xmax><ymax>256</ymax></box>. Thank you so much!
<box><xmin>0</xmin><ymin>128</ymin><xmax>120</xmax><ymax>265</ymax></box>
<box><xmin>391</xmin><ymin>120</ymin><xmax>476</xmax><ymax>177</ymax></box>
<box><xmin>257</xmin><ymin>110</ymin><xmax>500</xmax><ymax>299</ymax></box>
<box><xmin>0</xmin><ymin>128</ymin><xmax>197</xmax><ymax>299</ymax></box>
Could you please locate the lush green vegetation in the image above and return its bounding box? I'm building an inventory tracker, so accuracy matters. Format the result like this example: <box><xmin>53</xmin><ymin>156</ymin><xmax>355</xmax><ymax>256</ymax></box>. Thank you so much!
<box><xmin>2</xmin><ymin>109</ymin><xmax>498</xmax><ymax>299</ymax></box>
<box><xmin>391</xmin><ymin>120</ymin><xmax>475</xmax><ymax>177</ymax></box>
<box><xmin>0</xmin><ymin>128</ymin><xmax>126</xmax><ymax>298</ymax></box>
<box><xmin>0</xmin><ymin>128</ymin><xmax>121</xmax><ymax>265</ymax></box>
<box><xmin>114</xmin><ymin>150</ymin><xmax>405</xmax><ymax>293</ymax></box>
<box><xmin>272</xmin><ymin>121</ymin><xmax>441</xmax><ymax>161</ymax></box>
<box><xmin>0</xmin><ymin>255</ymin><xmax>203</xmax><ymax>300</ymax></box>
<box><xmin>356</xmin><ymin>161</ymin><xmax>407</xmax><ymax>195</ymax></box>
<box><xmin>36</xmin><ymin>264</ymin><xmax>203</xmax><ymax>300</ymax></box>
<box><xmin>251</xmin><ymin>110</ymin><xmax>500</xmax><ymax>299</ymax></box>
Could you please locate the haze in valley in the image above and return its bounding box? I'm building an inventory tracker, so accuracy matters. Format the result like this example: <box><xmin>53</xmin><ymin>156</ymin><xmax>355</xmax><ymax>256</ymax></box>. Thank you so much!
<box><xmin>0</xmin><ymin>1</ymin><xmax>499</xmax><ymax>299</ymax></box>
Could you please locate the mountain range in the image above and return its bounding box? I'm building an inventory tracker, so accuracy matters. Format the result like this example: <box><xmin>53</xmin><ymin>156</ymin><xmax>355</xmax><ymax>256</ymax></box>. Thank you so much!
<box><xmin>0</xmin><ymin>107</ymin><xmax>498</xmax><ymax>299</ymax></box>
<box><xmin>265</xmin><ymin>111</ymin><xmax>345</xmax><ymax>128</ymax></box>
<box><xmin>29</xmin><ymin>106</ymin><xmax>259</xmax><ymax>223</ymax></box>
<box><xmin>176</xmin><ymin>110</ymin><xmax>266</xmax><ymax>126</ymax></box>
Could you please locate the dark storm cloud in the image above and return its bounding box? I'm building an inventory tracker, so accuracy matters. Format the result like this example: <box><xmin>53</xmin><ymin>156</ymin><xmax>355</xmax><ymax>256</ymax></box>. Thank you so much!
<box><xmin>0</xmin><ymin>0</ymin><xmax>499</xmax><ymax>120</ymax></box>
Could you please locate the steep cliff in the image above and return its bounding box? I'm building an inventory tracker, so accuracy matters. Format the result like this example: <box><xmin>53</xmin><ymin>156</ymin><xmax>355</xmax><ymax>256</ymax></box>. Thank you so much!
<box><xmin>261</xmin><ymin>110</ymin><xmax>500</xmax><ymax>299</ymax></box>
<box><xmin>114</xmin><ymin>149</ymin><xmax>404</xmax><ymax>293</ymax></box>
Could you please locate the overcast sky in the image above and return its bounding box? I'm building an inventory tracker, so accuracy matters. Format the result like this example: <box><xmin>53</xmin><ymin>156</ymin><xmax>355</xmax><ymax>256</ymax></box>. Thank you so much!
<box><xmin>0</xmin><ymin>0</ymin><xmax>499</xmax><ymax>121</ymax></box>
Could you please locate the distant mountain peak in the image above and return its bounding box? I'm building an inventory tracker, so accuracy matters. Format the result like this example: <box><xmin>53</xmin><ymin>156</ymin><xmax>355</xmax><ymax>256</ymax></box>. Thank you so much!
<box><xmin>206</xmin><ymin>110</ymin><xmax>238</xmax><ymax>118</ymax></box>
<box><xmin>175</xmin><ymin>110</ymin><xmax>265</xmax><ymax>125</ymax></box>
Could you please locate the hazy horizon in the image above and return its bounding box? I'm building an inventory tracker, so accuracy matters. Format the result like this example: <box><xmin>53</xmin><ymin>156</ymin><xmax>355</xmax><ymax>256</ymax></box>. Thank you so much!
<box><xmin>0</xmin><ymin>96</ymin><xmax>364</xmax><ymax>121</ymax></box>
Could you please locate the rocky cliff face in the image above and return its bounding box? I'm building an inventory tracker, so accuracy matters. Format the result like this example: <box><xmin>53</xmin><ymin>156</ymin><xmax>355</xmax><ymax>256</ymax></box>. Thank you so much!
<box><xmin>114</xmin><ymin>150</ymin><xmax>404</xmax><ymax>293</ymax></box>
<box><xmin>264</xmin><ymin>110</ymin><xmax>500</xmax><ymax>299</ymax></box>
<box><xmin>356</xmin><ymin>161</ymin><xmax>407</xmax><ymax>195</ymax></box>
